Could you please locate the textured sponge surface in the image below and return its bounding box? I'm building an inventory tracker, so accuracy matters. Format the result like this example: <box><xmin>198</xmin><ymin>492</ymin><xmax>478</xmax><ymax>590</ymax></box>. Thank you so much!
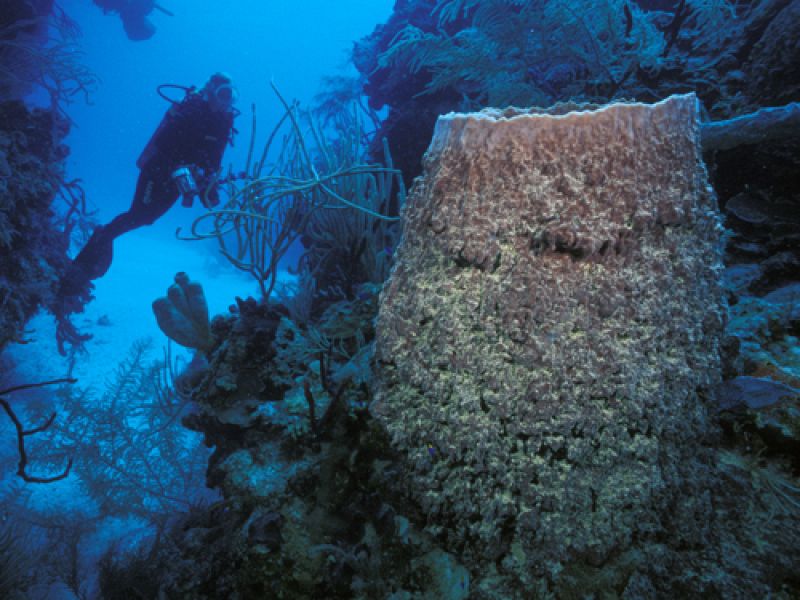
<box><xmin>373</xmin><ymin>94</ymin><xmax>726</xmax><ymax>576</ymax></box>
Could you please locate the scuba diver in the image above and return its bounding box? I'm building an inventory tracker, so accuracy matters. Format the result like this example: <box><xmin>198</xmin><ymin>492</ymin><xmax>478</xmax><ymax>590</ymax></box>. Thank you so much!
<box><xmin>54</xmin><ymin>72</ymin><xmax>238</xmax><ymax>354</ymax></box>
<box><xmin>92</xmin><ymin>0</ymin><xmax>174</xmax><ymax>41</ymax></box>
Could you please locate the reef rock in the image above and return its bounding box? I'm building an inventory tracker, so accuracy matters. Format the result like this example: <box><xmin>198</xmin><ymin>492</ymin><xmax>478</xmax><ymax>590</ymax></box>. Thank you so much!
<box><xmin>0</xmin><ymin>101</ymin><xmax>71</xmax><ymax>349</ymax></box>
<box><xmin>744</xmin><ymin>0</ymin><xmax>800</xmax><ymax>107</ymax></box>
<box><xmin>373</xmin><ymin>94</ymin><xmax>727</xmax><ymax>587</ymax></box>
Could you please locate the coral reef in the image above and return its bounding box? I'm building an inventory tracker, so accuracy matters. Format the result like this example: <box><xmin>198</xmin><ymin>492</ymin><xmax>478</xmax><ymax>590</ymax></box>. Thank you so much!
<box><xmin>712</xmin><ymin>136</ymin><xmax>800</xmax><ymax>300</ymax></box>
<box><xmin>3</xmin><ymin>0</ymin><xmax>798</xmax><ymax>597</ymax></box>
<box><xmin>354</xmin><ymin>0</ymin><xmax>800</xmax><ymax>183</ymax></box>
<box><xmin>708</xmin><ymin>114</ymin><xmax>800</xmax><ymax>491</ymax></box>
<box><xmin>0</xmin><ymin>0</ymin><xmax>53</xmax><ymax>102</ymax></box>
<box><xmin>12</xmin><ymin>1</ymin><xmax>792</xmax><ymax>591</ymax></box>
<box><xmin>0</xmin><ymin>5</ymin><xmax>97</xmax><ymax>357</ymax></box>
<box><xmin>353</xmin><ymin>2</ymin><xmax>800</xmax><ymax>402</ymax></box>
<box><xmin>371</xmin><ymin>94</ymin><xmax>791</xmax><ymax>596</ymax></box>
<box><xmin>92</xmin><ymin>89</ymin><xmax>800</xmax><ymax>595</ymax></box>
<box><xmin>351</xmin><ymin>11</ymin><xmax>800</xmax><ymax>591</ymax></box>
<box><xmin>1</xmin><ymin>1</ymin><xmax>97</xmax><ymax>112</ymax></box>
<box><xmin>112</xmin><ymin>88</ymin><xmax>800</xmax><ymax>599</ymax></box>
<box><xmin>108</xmin><ymin>283</ymin><xmax>473</xmax><ymax>599</ymax></box>
<box><xmin>48</xmin><ymin>340</ymin><xmax>211</xmax><ymax>519</ymax></box>
<box><xmin>0</xmin><ymin>101</ymin><xmax>71</xmax><ymax>349</ymax></box>
<box><xmin>701</xmin><ymin>102</ymin><xmax>800</xmax><ymax>152</ymax></box>
<box><xmin>743</xmin><ymin>0</ymin><xmax>800</xmax><ymax>107</ymax></box>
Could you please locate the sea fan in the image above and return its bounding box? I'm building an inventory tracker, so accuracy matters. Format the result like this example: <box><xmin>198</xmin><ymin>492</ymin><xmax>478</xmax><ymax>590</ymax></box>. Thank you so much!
<box><xmin>0</xmin><ymin>522</ymin><xmax>34</xmax><ymax>599</ymax></box>
<box><xmin>379</xmin><ymin>0</ymin><xmax>669</xmax><ymax>107</ymax></box>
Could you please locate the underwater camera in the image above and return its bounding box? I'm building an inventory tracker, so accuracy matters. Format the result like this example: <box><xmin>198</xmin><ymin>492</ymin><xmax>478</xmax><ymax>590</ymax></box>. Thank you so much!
<box><xmin>172</xmin><ymin>166</ymin><xmax>198</xmax><ymax>207</ymax></box>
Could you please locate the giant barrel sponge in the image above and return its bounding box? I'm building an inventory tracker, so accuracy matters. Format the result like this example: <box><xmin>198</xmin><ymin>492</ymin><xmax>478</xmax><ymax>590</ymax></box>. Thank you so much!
<box><xmin>373</xmin><ymin>94</ymin><xmax>727</xmax><ymax>588</ymax></box>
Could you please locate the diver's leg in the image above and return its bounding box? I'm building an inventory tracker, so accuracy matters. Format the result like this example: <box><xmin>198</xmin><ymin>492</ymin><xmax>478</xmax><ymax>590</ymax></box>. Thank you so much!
<box><xmin>53</xmin><ymin>168</ymin><xmax>177</xmax><ymax>354</ymax></box>
<box><xmin>69</xmin><ymin>168</ymin><xmax>178</xmax><ymax>282</ymax></box>
<box><xmin>103</xmin><ymin>167</ymin><xmax>179</xmax><ymax>237</ymax></box>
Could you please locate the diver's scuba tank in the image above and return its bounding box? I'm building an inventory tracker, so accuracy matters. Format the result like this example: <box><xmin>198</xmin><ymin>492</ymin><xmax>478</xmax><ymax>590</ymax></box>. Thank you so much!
<box><xmin>137</xmin><ymin>84</ymin><xmax>197</xmax><ymax>170</ymax></box>
<box><xmin>172</xmin><ymin>166</ymin><xmax>198</xmax><ymax>207</ymax></box>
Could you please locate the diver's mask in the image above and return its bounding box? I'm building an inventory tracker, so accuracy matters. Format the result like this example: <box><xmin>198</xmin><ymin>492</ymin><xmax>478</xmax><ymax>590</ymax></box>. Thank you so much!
<box><xmin>210</xmin><ymin>83</ymin><xmax>238</xmax><ymax>111</ymax></box>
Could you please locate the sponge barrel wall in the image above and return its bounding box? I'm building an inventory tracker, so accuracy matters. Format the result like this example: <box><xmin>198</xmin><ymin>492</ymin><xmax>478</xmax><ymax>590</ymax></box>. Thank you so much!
<box><xmin>373</xmin><ymin>94</ymin><xmax>726</xmax><ymax>577</ymax></box>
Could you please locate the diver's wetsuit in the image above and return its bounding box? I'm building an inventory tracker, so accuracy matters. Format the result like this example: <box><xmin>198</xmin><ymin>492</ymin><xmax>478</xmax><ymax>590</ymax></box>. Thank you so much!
<box><xmin>67</xmin><ymin>92</ymin><xmax>234</xmax><ymax>284</ymax></box>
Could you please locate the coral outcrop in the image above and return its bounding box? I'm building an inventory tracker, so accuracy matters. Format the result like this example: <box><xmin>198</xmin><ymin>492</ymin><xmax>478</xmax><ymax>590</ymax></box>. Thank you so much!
<box><xmin>0</xmin><ymin>101</ymin><xmax>71</xmax><ymax>349</ymax></box>
<box><xmin>0</xmin><ymin>0</ymin><xmax>53</xmax><ymax>102</ymax></box>
<box><xmin>354</xmin><ymin>0</ymin><xmax>800</xmax><ymax>183</ymax></box>
<box><xmin>374</xmin><ymin>94</ymin><xmax>727</xmax><ymax>591</ymax></box>
<box><xmin>142</xmin><ymin>291</ymin><xmax>474</xmax><ymax>599</ymax></box>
